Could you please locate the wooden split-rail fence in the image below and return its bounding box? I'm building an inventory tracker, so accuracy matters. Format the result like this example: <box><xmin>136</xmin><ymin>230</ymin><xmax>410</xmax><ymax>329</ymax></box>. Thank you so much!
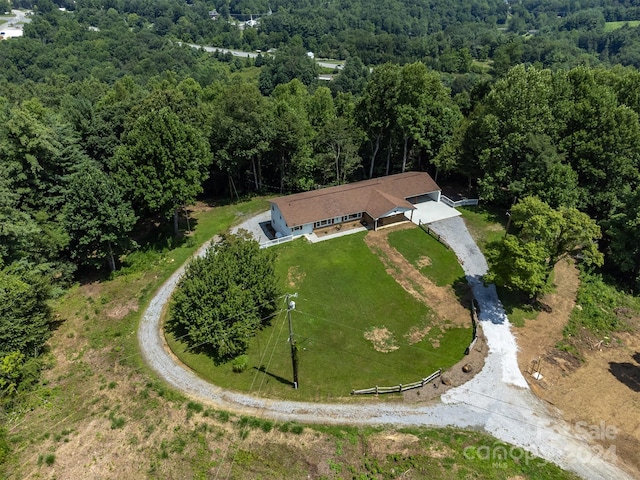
<box><xmin>351</xmin><ymin>369</ymin><xmax>442</xmax><ymax>395</ymax></box>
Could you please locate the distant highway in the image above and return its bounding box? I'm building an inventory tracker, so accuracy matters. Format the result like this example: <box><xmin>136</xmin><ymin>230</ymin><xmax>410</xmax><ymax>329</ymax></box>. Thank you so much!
<box><xmin>186</xmin><ymin>43</ymin><xmax>345</xmax><ymax>74</ymax></box>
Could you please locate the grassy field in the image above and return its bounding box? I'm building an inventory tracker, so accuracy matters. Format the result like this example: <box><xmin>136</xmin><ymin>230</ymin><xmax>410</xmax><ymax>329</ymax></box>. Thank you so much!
<box><xmin>387</xmin><ymin>226</ymin><xmax>464</xmax><ymax>287</ymax></box>
<box><xmin>167</xmin><ymin>231</ymin><xmax>470</xmax><ymax>401</ymax></box>
<box><xmin>604</xmin><ymin>20</ymin><xmax>640</xmax><ymax>31</ymax></box>
<box><xmin>559</xmin><ymin>269</ymin><xmax>640</xmax><ymax>355</ymax></box>
<box><xmin>458</xmin><ymin>205</ymin><xmax>505</xmax><ymax>253</ymax></box>
<box><xmin>230</xmin><ymin>65</ymin><xmax>261</xmax><ymax>82</ymax></box>
<box><xmin>2</xmin><ymin>197</ymin><xmax>583</xmax><ymax>479</ymax></box>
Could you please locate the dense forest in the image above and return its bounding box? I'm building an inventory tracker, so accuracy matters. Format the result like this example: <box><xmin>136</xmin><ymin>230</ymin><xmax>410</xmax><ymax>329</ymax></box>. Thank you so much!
<box><xmin>1</xmin><ymin>0</ymin><xmax>640</xmax><ymax>464</ymax></box>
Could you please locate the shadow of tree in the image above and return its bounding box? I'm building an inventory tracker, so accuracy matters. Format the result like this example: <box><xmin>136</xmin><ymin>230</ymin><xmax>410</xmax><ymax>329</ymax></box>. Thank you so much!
<box><xmin>609</xmin><ymin>352</ymin><xmax>640</xmax><ymax>392</ymax></box>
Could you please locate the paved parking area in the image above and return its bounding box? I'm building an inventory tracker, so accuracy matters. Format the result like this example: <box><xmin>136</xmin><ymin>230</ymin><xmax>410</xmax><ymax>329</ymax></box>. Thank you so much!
<box><xmin>406</xmin><ymin>200</ymin><xmax>461</xmax><ymax>225</ymax></box>
<box><xmin>231</xmin><ymin>210</ymin><xmax>272</xmax><ymax>243</ymax></box>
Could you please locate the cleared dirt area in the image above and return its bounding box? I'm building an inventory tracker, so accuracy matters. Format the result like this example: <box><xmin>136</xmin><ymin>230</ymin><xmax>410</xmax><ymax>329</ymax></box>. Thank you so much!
<box><xmin>514</xmin><ymin>260</ymin><xmax>640</xmax><ymax>479</ymax></box>
<box><xmin>363</xmin><ymin>223</ymin><xmax>471</xmax><ymax>327</ymax></box>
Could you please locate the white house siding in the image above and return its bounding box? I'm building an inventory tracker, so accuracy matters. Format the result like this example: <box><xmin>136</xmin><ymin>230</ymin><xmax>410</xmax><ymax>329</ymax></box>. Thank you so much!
<box><xmin>294</xmin><ymin>223</ymin><xmax>314</xmax><ymax>236</ymax></box>
<box><xmin>270</xmin><ymin>204</ymin><xmax>292</xmax><ymax>236</ymax></box>
<box><xmin>270</xmin><ymin>204</ymin><xmax>314</xmax><ymax>237</ymax></box>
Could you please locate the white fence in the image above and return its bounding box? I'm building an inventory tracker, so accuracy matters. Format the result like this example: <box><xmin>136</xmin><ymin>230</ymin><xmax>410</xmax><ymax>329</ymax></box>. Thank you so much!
<box><xmin>441</xmin><ymin>195</ymin><xmax>479</xmax><ymax>208</ymax></box>
<box><xmin>260</xmin><ymin>235</ymin><xmax>293</xmax><ymax>249</ymax></box>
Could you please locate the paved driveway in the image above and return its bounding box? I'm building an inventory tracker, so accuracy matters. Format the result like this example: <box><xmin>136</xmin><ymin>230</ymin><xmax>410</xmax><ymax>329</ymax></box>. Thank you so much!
<box><xmin>231</xmin><ymin>210</ymin><xmax>272</xmax><ymax>243</ymax></box>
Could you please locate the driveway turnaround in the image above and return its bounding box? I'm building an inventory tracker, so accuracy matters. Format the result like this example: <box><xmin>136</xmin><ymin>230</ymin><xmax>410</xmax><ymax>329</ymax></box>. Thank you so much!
<box><xmin>138</xmin><ymin>216</ymin><xmax>631</xmax><ymax>480</ymax></box>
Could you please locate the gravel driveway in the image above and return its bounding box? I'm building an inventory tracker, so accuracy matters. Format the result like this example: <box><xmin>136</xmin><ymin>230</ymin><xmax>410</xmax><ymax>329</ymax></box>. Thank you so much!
<box><xmin>138</xmin><ymin>216</ymin><xmax>631</xmax><ymax>480</ymax></box>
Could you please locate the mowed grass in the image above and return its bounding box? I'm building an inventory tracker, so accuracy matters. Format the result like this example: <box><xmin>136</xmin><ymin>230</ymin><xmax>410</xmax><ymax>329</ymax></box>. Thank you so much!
<box><xmin>166</xmin><ymin>232</ymin><xmax>470</xmax><ymax>401</ymax></box>
<box><xmin>605</xmin><ymin>20</ymin><xmax>640</xmax><ymax>31</ymax></box>
<box><xmin>387</xmin><ymin>226</ymin><xmax>464</xmax><ymax>286</ymax></box>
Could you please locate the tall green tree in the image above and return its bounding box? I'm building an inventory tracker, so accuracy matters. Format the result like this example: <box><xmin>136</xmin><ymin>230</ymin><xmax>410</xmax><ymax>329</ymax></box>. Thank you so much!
<box><xmin>209</xmin><ymin>82</ymin><xmax>273</xmax><ymax>195</ymax></box>
<box><xmin>258</xmin><ymin>41</ymin><xmax>318</xmax><ymax>96</ymax></box>
<box><xmin>0</xmin><ymin>270</ymin><xmax>52</xmax><ymax>359</ymax></box>
<box><xmin>485</xmin><ymin>234</ymin><xmax>551</xmax><ymax>299</ymax></box>
<box><xmin>486</xmin><ymin>197</ymin><xmax>603</xmax><ymax>300</ymax></box>
<box><xmin>396</xmin><ymin>62</ymin><xmax>461</xmax><ymax>174</ymax></box>
<box><xmin>330</xmin><ymin>55</ymin><xmax>370</xmax><ymax>96</ymax></box>
<box><xmin>605</xmin><ymin>186</ymin><xmax>640</xmax><ymax>293</ymax></box>
<box><xmin>356</xmin><ymin>63</ymin><xmax>400</xmax><ymax>178</ymax></box>
<box><xmin>557</xmin><ymin>67</ymin><xmax>640</xmax><ymax>219</ymax></box>
<box><xmin>63</xmin><ymin>160</ymin><xmax>137</xmax><ymax>272</ymax></box>
<box><xmin>168</xmin><ymin>232</ymin><xmax>280</xmax><ymax>363</ymax></box>
<box><xmin>510</xmin><ymin>197</ymin><xmax>603</xmax><ymax>271</ymax></box>
<box><xmin>111</xmin><ymin>106</ymin><xmax>212</xmax><ymax>235</ymax></box>
<box><xmin>467</xmin><ymin>65</ymin><xmax>559</xmax><ymax>204</ymax></box>
<box><xmin>269</xmin><ymin>80</ymin><xmax>314</xmax><ymax>191</ymax></box>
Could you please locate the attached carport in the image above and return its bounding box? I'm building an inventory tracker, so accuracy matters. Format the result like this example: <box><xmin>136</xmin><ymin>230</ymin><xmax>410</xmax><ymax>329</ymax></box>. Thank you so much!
<box><xmin>405</xmin><ymin>200</ymin><xmax>460</xmax><ymax>225</ymax></box>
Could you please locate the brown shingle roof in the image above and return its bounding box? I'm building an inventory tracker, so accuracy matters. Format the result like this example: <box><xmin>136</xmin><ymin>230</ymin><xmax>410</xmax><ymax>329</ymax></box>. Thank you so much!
<box><xmin>271</xmin><ymin>171</ymin><xmax>440</xmax><ymax>227</ymax></box>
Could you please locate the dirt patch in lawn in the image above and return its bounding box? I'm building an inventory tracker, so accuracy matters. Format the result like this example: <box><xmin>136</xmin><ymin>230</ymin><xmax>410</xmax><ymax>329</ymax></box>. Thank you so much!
<box><xmin>364</xmin><ymin>224</ymin><xmax>470</xmax><ymax>328</ymax></box>
<box><xmin>364</xmin><ymin>327</ymin><xmax>399</xmax><ymax>353</ymax></box>
<box><xmin>287</xmin><ymin>266</ymin><xmax>306</xmax><ymax>288</ymax></box>
<box><xmin>514</xmin><ymin>259</ymin><xmax>640</xmax><ymax>479</ymax></box>
<box><xmin>405</xmin><ymin>325</ymin><xmax>432</xmax><ymax>345</ymax></box>
<box><xmin>417</xmin><ymin>256</ymin><xmax>432</xmax><ymax>268</ymax></box>
<box><xmin>106</xmin><ymin>299</ymin><xmax>139</xmax><ymax>320</ymax></box>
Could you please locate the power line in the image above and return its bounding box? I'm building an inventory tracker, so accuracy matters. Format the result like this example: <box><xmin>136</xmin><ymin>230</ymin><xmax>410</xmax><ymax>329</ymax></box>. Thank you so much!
<box><xmin>215</xmin><ymin>300</ymin><xmax>290</xmax><ymax>480</ymax></box>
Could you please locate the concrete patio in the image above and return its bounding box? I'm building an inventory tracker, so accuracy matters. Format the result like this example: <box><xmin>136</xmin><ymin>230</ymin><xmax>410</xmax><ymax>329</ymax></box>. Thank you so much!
<box><xmin>406</xmin><ymin>200</ymin><xmax>461</xmax><ymax>225</ymax></box>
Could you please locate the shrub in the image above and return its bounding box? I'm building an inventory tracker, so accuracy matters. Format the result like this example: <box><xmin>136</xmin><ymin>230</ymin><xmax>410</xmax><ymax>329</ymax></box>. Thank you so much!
<box><xmin>231</xmin><ymin>355</ymin><xmax>249</xmax><ymax>373</ymax></box>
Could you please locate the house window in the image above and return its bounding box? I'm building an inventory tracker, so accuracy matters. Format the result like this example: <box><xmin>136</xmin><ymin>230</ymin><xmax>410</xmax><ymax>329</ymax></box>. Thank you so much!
<box><xmin>348</xmin><ymin>213</ymin><xmax>362</xmax><ymax>220</ymax></box>
<box><xmin>313</xmin><ymin>218</ymin><xmax>333</xmax><ymax>228</ymax></box>
<box><xmin>292</xmin><ymin>225</ymin><xmax>302</xmax><ymax>232</ymax></box>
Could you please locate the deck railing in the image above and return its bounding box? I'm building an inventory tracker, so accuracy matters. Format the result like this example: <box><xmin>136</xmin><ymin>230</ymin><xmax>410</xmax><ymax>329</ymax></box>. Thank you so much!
<box><xmin>260</xmin><ymin>235</ymin><xmax>293</xmax><ymax>249</ymax></box>
<box><xmin>440</xmin><ymin>195</ymin><xmax>479</xmax><ymax>208</ymax></box>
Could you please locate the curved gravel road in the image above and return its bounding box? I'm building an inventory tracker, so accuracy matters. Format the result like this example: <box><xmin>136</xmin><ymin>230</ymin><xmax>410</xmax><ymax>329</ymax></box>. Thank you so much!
<box><xmin>138</xmin><ymin>216</ymin><xmax>631</xmax><ymax>480</ymax></box>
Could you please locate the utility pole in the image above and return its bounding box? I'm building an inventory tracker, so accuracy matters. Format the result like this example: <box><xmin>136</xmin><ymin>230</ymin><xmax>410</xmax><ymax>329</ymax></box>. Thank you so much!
<box><xmin>286</xmin><ymin>293</ymin><xmax>299</xmax><ymax>389</ymax></box>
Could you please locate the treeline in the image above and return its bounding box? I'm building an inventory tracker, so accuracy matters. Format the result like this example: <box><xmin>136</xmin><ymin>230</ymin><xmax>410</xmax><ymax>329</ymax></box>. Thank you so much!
<box><xmin>442</xmin><ymin>64</ymin><xmax>640</xmax><ymax>292</ymax></box>
<box><xmin>16</xmin><ymin>0</ymin><xmax>640</xmax><ymax>73</ymax></box>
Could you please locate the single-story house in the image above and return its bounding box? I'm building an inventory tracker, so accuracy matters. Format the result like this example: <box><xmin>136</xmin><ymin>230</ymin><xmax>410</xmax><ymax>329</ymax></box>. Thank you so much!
<box><xmin>270</xmin><ymin>171</ymin><xmax>441</xmax><ymax>237</ymax></box>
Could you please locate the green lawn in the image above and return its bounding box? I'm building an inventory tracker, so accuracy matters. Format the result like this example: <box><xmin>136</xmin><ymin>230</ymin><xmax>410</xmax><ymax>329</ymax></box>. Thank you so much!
<box><xmin>387</xmin><ymin>226</ymin><xmax>464</xmax><ymax>286</ymax></box>
<box><xmin>604</xmin><ymin>20</ymin><xmax>640</xmax><ymax>32</ymax></box>
<box><xmin>167</xmin><ymin>232</ymin><xmax>470</xmax><ymax>401</ymax></box>
<box><xmin>459</xmin><ymin>205</ymin><xmax>506</xmax><ymax>253</ymax></box>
